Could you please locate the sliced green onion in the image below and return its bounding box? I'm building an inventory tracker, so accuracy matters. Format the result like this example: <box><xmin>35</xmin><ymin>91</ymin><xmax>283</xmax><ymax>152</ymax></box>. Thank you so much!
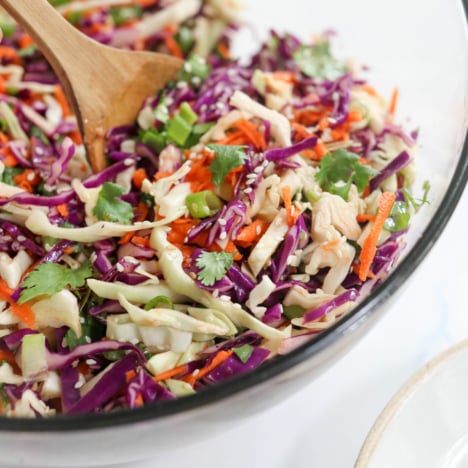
<box><xmin>144</xmin><ymin>295</ymin><xmax>174</xmax><ymax>310</ymax></box>
<box><xmin>167</xmin><ymin>114</ymin><xmax>192</xmax><ymax>146</ymax></box>
<box><xmin>232</xmin><ymin>344</ymin><xmax>254</xmax><ymax>363</ymax></box>
<box><xmin>140</xmin><ymin>129</ymin><xmax>166</xmax><ymax>153</ymax></box>
<box><xmin>186</xmin><ymin>190</ymin><xmax>222</xmax><ymax>218</ymax></box>
<box><xmin>179</xmin><ymin>102</ymin><xmax>198</xmax><ymax>126</ymax></box>
<box><xmin>283</xmin><ymin>305</ymin><xmax>305</xmax><ymax>320</ymax></box>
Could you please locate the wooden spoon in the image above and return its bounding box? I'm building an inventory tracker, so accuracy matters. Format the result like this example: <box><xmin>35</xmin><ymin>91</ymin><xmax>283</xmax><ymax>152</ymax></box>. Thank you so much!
<box><xmin>1</xmin><ymin>0</ymin><xmax>183</xmax><ymax>172</ymax></box>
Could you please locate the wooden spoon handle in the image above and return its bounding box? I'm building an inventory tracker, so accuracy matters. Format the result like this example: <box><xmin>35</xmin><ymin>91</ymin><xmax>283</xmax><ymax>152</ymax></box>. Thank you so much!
<box><xmin>0</xmin><ymin>0</ymin><xmax>88</xmax><ymax>76</ymax></box>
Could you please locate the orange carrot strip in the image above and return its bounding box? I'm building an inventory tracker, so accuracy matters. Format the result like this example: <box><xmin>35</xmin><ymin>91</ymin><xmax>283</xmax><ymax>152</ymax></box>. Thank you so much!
<box><xmin>271</xmin><ymin>71</ymin><xmax>296</xmax><ymax>84</ymax></box>
<box><xmin>281</xmin><ymin>186</ymin><xmax>298</xmax><ymax>227</ymax></box>
<box><xmin>235</xmin><ymin>219</ymin><xmax>269</xmax><ymax>248</ymax></box>
<box><xmin>358</xmin><ymin>192</ymin><xmax>396</xmax><ymax>281</ymax></box>
<box><xmin>132</xmin><ymin>236</ymin><xmax>150</xmax><ymax>248</ymax></box>
<box><xmin>163</xmin><ymin>35</ymin><xmax>183</xmax><ymax>59</ymax></box>
<box><xmin>322</xmin><ymin>239</ymin><xmax>340</xmax><ymax>251</ymax></box>
<box><xmin>13</xmin><ymin>169</ymin><xmax>40</xmax><ymax>192</ymax></box>
<box><xmin>362</xmin><ymin>84</ymin><xmax>379</xmax><ymax>97</ymax></box>
<box><xmin>154</xmin><ymin>171</ymin><xmax>175</xmax><ymax>180</ymax></box>
<box><xmin>0</xmin><ymin>350</ymin><xmax>17</xmax><ymax>368</ymax></box>
<box><xmin>154</xmin><ymin>363</ymin><xmax>190</xmax><ymax>382</ymax></box>
<box><xmin>356</xmin><ymin>214</ymin><xmax>376</xmax><ymax>223</ymax></box>
<box><xmin>217</xmin><ymin>42</ymin><xmax>231</xmax><ymax>60</ymax></box>
<box><xmin>54</xmin><ymin>86</ymin><xmax>71</xmax><ymax>117</ymax></box>
<box><xmin>389</xmin><ymin>88</ymin><xmax>399</xmax><ymax>115</ymax></box>
<box><xmin>0</xmin><ymin>279</ymin><xmax>35</xmax><ymax>328</ymax></box>
<box><xmin>313</xmin><ymin>140</ymin><xmax>328</xmax><ymax>159</ymax></box>
<box><xmin>57</xmin><ymin>204</ymin><xmax>69</xmax><ymax>218</ymax></box>
<box><xmin>118</xmin><ymin>231</ymin><xmax>135</xmax><ymax>246</ymax></box>
<box><xmin>132</xmin><ymin>168</ymin><xmax>147</xmax><ymax>189</ymax></box>
<box><xmin>18</xmin><ymin>34</ymin><xmax>34</xmax><ymax>50</ymax></box>
<box><xmin>184</xmin><ymin>350</ymin><xmax>233</xmax><ymax>387</ymax></box>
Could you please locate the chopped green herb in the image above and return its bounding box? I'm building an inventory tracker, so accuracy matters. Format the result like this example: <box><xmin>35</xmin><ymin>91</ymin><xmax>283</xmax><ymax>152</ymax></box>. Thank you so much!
<box><xmin>0</xmin><ymin>166</ymin><xmax>22</xmax><ymax>186</ymax></box>
<box><xmin>196</xmin><ymin>251</ymin><xmax>234</xmax><ymax>286</ymax></box>
<box><xmin>109</xmin><ymin>6</ymin><xmax>142</xmax><ymax>27</ymax></box>
<box><xmin>19</xmin><ymin>261</ymin><xmax>93</xmax><ymax>304</ymax></box>
<box><xmin>315</xmin><ymin>149</ymin><xmax>378</xmax><ymax>200</ymax></box>
<box><xmin>179</xmin><ymin>55</ymin><xmax>211</xmax><ymax>82</ymax></box>
<box><xmin>207</xmin><ymin>144</ymin><xmax>247</xmax><ymax>187</ymax></box>
<box><xmin>93</xmin><ymin>182</ymin><xmax>134</xmax><ymax>224</ymax></box>
<box><xmin>293</xmin><ymin>40</ymin><xmax>346</xmax><ymax>80</ymax></box>
<box><xmin>232</xmin><ymin>344</ymin><xmax>254</xmax><ymax>363</ymax></box>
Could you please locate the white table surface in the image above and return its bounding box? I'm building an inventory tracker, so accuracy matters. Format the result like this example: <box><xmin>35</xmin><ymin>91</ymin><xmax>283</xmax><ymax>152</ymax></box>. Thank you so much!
<box><xmin>102</xmin><ymin>186</ymin><xmax>468</xmax><ymax>468</ymax></box>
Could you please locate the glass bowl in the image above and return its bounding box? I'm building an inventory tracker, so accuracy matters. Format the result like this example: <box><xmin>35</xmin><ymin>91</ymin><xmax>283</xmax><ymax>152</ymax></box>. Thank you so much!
<box><xmin>0</xmin><ymin>0</ymin><xmax>466</xmax><ymax>466</ymax></box>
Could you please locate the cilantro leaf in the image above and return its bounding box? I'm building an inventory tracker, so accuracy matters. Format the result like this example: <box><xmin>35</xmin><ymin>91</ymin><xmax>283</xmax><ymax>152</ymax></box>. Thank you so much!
<box><xmin>93</xmin><ymin>182</ymin><xmax>134</xmax><ymax>224</ymax></box>
<box><xmin>19</xmin><ymin>261</ymin><xmax>93</xmax><ymax>304</ymax></box>
<box><xmin>232</xmin><ymin>344</ymin><xmax>254</xmax><ymax>363</ymax></box>
<box><xmin>195</xmin><ymin>251</ymin><xmax>234</xmax><ymax>286</ymax></box>
<box><xmin>315</xmin><ymin>149</ymin><xmax>378</xmax><ymax>200</ymax></box>
<box><xmin>293</xmin><ymin>41</ymin><xmax>346</xmax><ymax>80</ymax></box>
<box><xmin>207</xmin><ymin>144</ymin><xmax>247</xmax><ymax>187</ymax></box>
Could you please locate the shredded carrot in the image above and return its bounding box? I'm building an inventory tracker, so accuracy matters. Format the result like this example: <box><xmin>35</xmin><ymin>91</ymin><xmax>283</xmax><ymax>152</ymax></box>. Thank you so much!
<box><xmin>125</xmin><ymin>370</ymin><xmax>137</xmax><ymax>383</ymax></box>
<box><xmin>0</xmin><ymin>279</ymin><xmax>35</xmax><ymax>329</ymax></box>
<box><xmin>154</xmin><ymin>363</ymin><xmax>190</xmax><ymax>382</ymax></box>
<box><xmin>154</xmin><ymin>170</ymin><xmax>175</xmax><ymax>180</ymax></box>
<box><xmin>347</xmin><ymin>110</ymin><xmax>362</xmax><ymax>123</ymax></box>
<box><xmin>132</xmin><ymin>168</ymin><xmax>147</xmax><ymax>189</ymax></box>
<box><xmin>134</xmin><ymin>394</ymin><xmax>144</xmax><ymax>407</ymax></box>
<box><xmin>132</xmin><ymin>236</ymin><xmax>150</xmax><ymax>248</ymax></box>
<box><xmin>362</xmin><ymin>84</ymin><xmax>379</xmax><ymax>97</ymax></box>
<box><xmin>356</xmin><ymin>214</ymin><xmax>376</xmax><ymax>223</ymax></box>
<box><xmin>53</xmin><ymin>86</ymin><xmax>71</xmax><ymax>118</ymax></box>
<box><xmin>0</xmin><ymin>350</ymin><xmax>17</xmax><ymax>368</ymax></box>
<box><xmin>217</xmin><ymin>42</ymin><xmax>231</xmax><ymax>60</ymax></box>
<box><xmin>134</xmin><ymin>202</ymin><xmax>149</xmax><ymax>222</ymax></box>
<box><xmin>358</xmin><ymin>192</ymin><xmax>396</xmax><ymax>281</ymax></box>
<box><xmin>389</xmin><ymin>88</ymin><xmax>399</xmax><ymax>115</ymax></box>
<box><xmin>184</xmin><ymin>350</ymin><xmax>233</xmax><ymax>387</ymax></box>
<box><xmin>232</xmin><ymin>119</ymin><xmax>267</xmax><ymax>150</ymax></box>
<box><xmin>330</xmin><ymin>127</ymin><xmax>350</xmax><ymax>141</ymax></box>
<box><xmin>271</xmin><ymin>71</ymin><xmax>296</xmax><ymax>84</ymax></box>
<box><xmin>118</xmin><ymin>231</ymin><xmax>135</xmax><ymax>246</ymax></box>
<box><xmin>57</xmin><ymin>203</ymin><xmax>69</xmax><ymax>218</ymax></box>
<box><xmin>313</xmin><ymin>140</ymin><xmax>329</xmax><ymax>159</ymax></box>
<box><xmin>63</xmin><ymin>246</ymin><xmax>74</xmax><ymax>255</ymax></box>
<box><xmin>322</xmin><ymin>239</ymin><xmax>340</xmax><ymax>251</ymax></box>
<box><xmin>185</xmin><ymin>150</ymin><xmax>215</xmax><ymax>192</ymax></box>
<box><xmin>162</xmin><ymin>26</ymin><xmax>183</xmax><ymax>59</ymax></box>
<box><xmin>281</xmin><ymin>186</ymin><xmax>299</xmax><ymax>227</ymax></box>
<box><xmin>0</xmin><ymin>46</ymin><xmax>20</xmax><ymax>64</ymax></box>
<box><xmin>13</xmin><ymin>169</ymin><xmax>41</xmax><ymax>192</ymax></box>
<box><xmin>318</xmin><ymin>117</ymin><xmax>329</xmax><ymax>131</ymax></box>
<box><xmin>235</xmin><ymin>219</ymin><xmax>268</xmax><ymax>248</ymax></box>
<box><xmin>18</xmin><ymin>34</ymin><xmax>34</xmax><ymax>50</ymax></box>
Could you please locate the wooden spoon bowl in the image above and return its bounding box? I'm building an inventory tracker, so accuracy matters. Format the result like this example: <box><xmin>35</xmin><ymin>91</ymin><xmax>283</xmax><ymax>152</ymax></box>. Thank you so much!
<box><xmin>1</xmin><ymin>0</ymin><xmax>183</xmax><ymax>172</ymax></box>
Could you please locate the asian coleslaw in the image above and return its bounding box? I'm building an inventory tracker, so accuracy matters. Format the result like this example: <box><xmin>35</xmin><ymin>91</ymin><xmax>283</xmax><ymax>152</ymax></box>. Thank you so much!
<box><xmin>0</xmin><ymin>2</ymin><xmax>426</xmax><ymax>417</ymax></box>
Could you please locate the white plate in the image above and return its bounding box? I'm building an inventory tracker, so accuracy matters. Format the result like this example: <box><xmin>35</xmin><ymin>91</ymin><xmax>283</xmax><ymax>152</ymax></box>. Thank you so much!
<box><xmin>356</xmin><ymin>340</ymin><xmax>468</xmax><ymax>468</ymax></box>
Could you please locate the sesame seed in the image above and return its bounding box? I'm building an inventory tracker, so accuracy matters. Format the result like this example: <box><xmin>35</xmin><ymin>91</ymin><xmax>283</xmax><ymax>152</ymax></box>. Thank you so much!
<box><xmin>177</xmin><ymin>81</ymin><xmax>188</xmax><ymax>89</ymax></box>
<box><xmin>254</xmin><ymin>166</ymin><xmax>263</xmax><ymax>173</ymax></box>
<box><xmin>212</xmin><ymin>289</ymin><xmax>219</xmax><ymax>298</ymax></box>
<box><xmin>116</xmin><ymin>263</ymin><xmax>124</xmax><ymax>272</ymax></box>
<box><xmin>124</xmin><ymin>158</ymin><xmax>134</xmax><ymax>166</ymax></box>
<box><xmin>233</xmin><ymin>303</ymin><xmax>242</xmax><ymax>309</ymax></box>
<box><xmin>192</xmin><ymin>369</ymin><xmax>200</xmax><ymax>376</ymax></box>
<box><xmin>191</xmin><ymin>77</ymin><xmax>201</xmax><ymax>86</ymax></box>
<box><xmin>35</xmin><ymin>147</ymin><xmax>44</xmax><ymax>156</ymax></box>
<box><xmin>256</xmin><ymin>226</ymin><xmax>262</xmax><ymax>235</ymax></box>
<box><xmin>17</xmin><ymin>235</ymin><xmax>25</xmax><ymax>242</ymax></box>
<box><xmin>218</xmin><ymin>218</ymin><xmax>227</xmax><ymax>226</ymax></box>
<box><xmin>86</xmin><ymin>359</ymin><xmax>96</xmax><ymax>366</ymax></box>
<box><xmin>244</xmin><ymin>188</ymin><xmax>252</xmax><ymax>194</ymax></box>
<box><xmin>184</xmin><ymin>62</ymin><xmax>193</xmax><ymax>73</ymax></box>
<box><xmin>189</xmin><ymin>272</ymin><xmax>197</xmax><ymax>280</ymax></box>
<box><xmin>246</xmin><ymin>173</ymin><xmax>257</xmax><ymax>180</ymax></box>
<box><xmin>246</xmin><ymin>179</ymin><xmax>255</xmax><ymax>185</ymax></box>
<box><xmin>85</xmin><ymin>336</ymin><xmax>91</xmax><ymax>344</ymax></box>
<box><xmin>26</xmin><ymin>173</ymin><xmax>35</xmax><ymax>182</ymax></box>
<box><xmin>220</xmin><ymin>295</ymin><xmax>230</xmax><ymax>302</ymax></box>
<box><xmin>219</xmin><ymin>231</ymin><xmax>227</xmax><ymax>240</ymax></box>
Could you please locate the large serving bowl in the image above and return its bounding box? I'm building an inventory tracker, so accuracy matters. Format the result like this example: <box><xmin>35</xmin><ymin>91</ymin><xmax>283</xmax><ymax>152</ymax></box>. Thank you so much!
<box><xmin>0</xmin><ymin>0</ymin><xmax>467</xmax><ymax>466</ymax></box>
